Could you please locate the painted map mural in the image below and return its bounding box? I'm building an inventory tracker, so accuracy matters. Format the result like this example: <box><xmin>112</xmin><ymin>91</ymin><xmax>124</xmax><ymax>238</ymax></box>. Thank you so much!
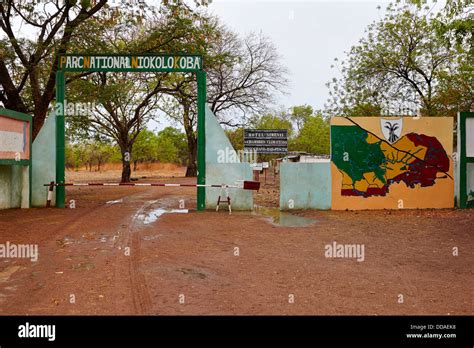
<box><xmin>330</xmin><ymin>117</ymin><xmax>454</xmax><ymax>209</ymax></box>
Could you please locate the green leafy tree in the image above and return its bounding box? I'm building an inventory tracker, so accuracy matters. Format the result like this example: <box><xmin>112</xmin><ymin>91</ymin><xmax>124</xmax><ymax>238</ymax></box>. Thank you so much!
<box><xmin>132</xmin><ymin>130</ymin><xmax>158</xmax><ymax>171</ymax></box>
<box><xmin>408</xmin><ymin>0</ymin><xmax>473</xmax><ymax>50</ymax></box>
<box><xmin>250</xmin><ymin>111</ymin><xmax>293</xmax><ymax>137</ymax></box>
<box><xmin>155</xmin><ymin>137</ymin><xmax>178</xmax><ymax>164</ymax></box>
<box><xmin>0</xmin><ymin>0</ymin><xmax>208</xmax><ymax>139</ymax></box>
<box><xmin>65</xmin><ymin>143</ymin><xmax>80</xmax><ymax>170</ymax></box>
<box><xmin>344</xmin><ymin>102</ymin><xmax>382</xmax><ymax>117</ymax></box>
<box><xmin>407</xmin><ymin>0</ymin><xmax>473</xmax><ymax>116</ymax></box>
<box><xmin>156</xmin><ymin>127</ymin><xmax>188</xmax><ymax>165</ymax></box>
<box><xmin>132</xmin><ymin>127</ymin><xmax>188</xmax><ymax>168</ymax></box>
<box><xmin>432</xmin><ymin>59</ymin><xmax>473</xmax><ymax>116</ymax></box>
<box><xmin>326</xmin><ymin>2</ymin><xmax>467</xmax><ymax>117</ymax></box>
<box><xmin>66</xmin><ymin>140</ymin><xmax>118</xmax><ymax>171</ymax></box>
<box><xmin>292</xmin><ymin>114</ymin><xmax>330</xmax><ymax>154</ymax></box>
<box><xmin>247</xmin><ymin>109</ymin><xmax>293</xmax><ymax>161</ymax></box>
<box><xmin>93</xmin><ymin>141</ymin><xmax>117</xmax><ymax>171</ymax></box>
<box><xmin>290</xmin><ymin>105</ymin><xmax>313</xmax><ymax>132</ymax></box>
<box><xmin>225</xmin><ymin>128</ymin><xmax>245</xmax><ymax>151</ymax></box>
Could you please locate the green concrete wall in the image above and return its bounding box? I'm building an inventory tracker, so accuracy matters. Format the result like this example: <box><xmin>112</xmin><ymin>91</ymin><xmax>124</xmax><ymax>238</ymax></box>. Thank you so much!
<box><xmin>31</xmin><ymin>113</ymin><xmax>56</xmax><ymax>207</ymax></box>
<box><xmin>204</xmin><ymin>105</ymin><xmax>253</xmax><ymax>210</ymax></box>
<box><xmin>11</xmin><ymin>165</ymin><xmax>21</xmax><ymax>207</ymax></box>
<box><xmin>205</xmin><ymin>105</ymin><xmax>238</xmax><ymax>164</ymax></box>
<box><xmin>279</xmin><ymin>162</ymin><xmax>332</xmax><ymax>210</ymax></box>
<box><xmin>205</xmin><ymin>163</ymin><xmax>253</xmax><ymax>210</ymax></box>
<box><xmin>0</xmin><ymin>164</ymin><xmax>29</xmax><ymax>209</ymax></box>
<box><xmin>0</xmin><ymin>165</ymin><xmax>14</xmax><ymax>208</ymax></box>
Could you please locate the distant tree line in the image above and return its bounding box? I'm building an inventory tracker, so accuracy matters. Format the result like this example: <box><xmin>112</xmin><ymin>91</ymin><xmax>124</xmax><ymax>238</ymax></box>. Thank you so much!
<box><xmin>65</xmin><ymin>127</ymin><xmax>188</xmax><ymax>172</ymax></box>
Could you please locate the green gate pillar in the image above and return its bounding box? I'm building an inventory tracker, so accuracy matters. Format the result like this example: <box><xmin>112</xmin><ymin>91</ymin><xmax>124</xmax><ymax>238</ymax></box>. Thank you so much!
<box><xmin>55</xmin><ymin>54</ymin><xmax>205</xmax><ymax>209</ymax></box>
<box><xmin>56</xmin><ymin>71</ymin><xmax>66</xmax><ymax>208</ymax></box>
<box><xmin>197</xmin><ymin>71</ymin><xmax>207</xmax><ymax>211</ymax></box>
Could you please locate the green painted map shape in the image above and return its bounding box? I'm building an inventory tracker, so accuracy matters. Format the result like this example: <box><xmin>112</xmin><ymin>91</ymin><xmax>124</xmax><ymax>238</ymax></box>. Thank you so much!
<box><xmin>331</xmin><ymin>125</ymin><xmax>386</xmax><ymax>184</ymax></box>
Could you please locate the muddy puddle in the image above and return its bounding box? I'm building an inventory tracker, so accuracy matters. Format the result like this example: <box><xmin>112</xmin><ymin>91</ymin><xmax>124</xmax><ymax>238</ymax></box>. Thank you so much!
<box><xmin>138</xmin><ymin>208</ymin><xmax>188</xmax><ymax>224</ymax></box>
<box><xmin>252</xmin><ymin>206</ymin><xmax>316</xmax><ymax>227</ymax></box>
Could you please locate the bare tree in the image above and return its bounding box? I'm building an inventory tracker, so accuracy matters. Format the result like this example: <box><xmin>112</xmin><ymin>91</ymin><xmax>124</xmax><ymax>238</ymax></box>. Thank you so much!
<box><xmin>159</xmin><ymin>20</ymin><xmax>288</xmax><ymax>176</ymax></box>
<box><xmin>208</xmin><ymin>30</ymin><xmax>288</xmax><ymax>123</ymax></box>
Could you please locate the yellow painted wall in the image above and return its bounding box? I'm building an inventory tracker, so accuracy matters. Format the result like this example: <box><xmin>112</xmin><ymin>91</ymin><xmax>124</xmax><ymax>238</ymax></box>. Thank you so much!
<box><xmin>331</xmin><ymin>117</ymin><xmax>454</xmax><ymax>210</ymax></box>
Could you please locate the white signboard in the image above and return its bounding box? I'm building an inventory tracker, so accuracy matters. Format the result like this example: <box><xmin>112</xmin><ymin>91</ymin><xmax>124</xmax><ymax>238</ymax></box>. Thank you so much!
<box><xmin>0</xmin><ymin>115</ymin><xmax>30</xmax><ymax>160</ymax></box>
<box><xmin>466</xmin><ymin>118</ymin><xmax>474</xmax><ymax>157</ymax></box>
<box><xmin>262</xmin><ymin>162</ymin><xmax>269</xmax><ymax>169</ymax></box>
<box><xmin>0</xmin><ymin>131</ymin><xmax>24</xmax><ymax>152</ymax></box>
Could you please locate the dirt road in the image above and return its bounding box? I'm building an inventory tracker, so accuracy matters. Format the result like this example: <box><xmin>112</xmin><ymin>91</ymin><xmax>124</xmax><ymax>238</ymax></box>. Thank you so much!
<box><xmin>0</xmin><ymin>176</ymin><xmax>472</xmax><ymax>315</ymax></box>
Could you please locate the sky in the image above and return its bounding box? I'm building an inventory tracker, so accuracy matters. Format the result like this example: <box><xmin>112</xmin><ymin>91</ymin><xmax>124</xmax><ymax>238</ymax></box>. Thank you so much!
<box><xmin>207</xmin><ymin>0</ymin><xmax>392</xmax><ymax>113</ymax></box>
<box><xmin>1</xmin><ymin>0</ymin><xmax>439</xmax><ymax>132</ymax></box>
<box><xmin>151</xmin><ymin>0</ymin><xmax>394</xmax><ymax>131</ymax></box>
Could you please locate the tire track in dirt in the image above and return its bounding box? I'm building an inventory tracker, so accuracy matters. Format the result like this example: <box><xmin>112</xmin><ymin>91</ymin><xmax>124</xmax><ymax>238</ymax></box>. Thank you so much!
<box><xmin>1</xmin><ymin>190</ymin><xmax>152</xmax><ymax>314</ymax></box>
<box><xmin>122</xmin><ymin>198</ymin><xmax>156</xmax><ymax>314</ymax></box>
<box><xmin>120</xmin><ymin>192</ymin><xmax>188</xmax><ymax>314</ymax></box>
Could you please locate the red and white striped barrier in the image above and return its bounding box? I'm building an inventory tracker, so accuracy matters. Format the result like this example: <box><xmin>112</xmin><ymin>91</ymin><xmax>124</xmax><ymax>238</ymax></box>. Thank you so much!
<box><xmin>44</xmin><ymin>180</ymin><xmax>260</xmax><ymax>189</ymax></box>
<box><xmin>44</xmin><ymin>180</ymin><xmax>260</xmax><ymax>209</ymax></box>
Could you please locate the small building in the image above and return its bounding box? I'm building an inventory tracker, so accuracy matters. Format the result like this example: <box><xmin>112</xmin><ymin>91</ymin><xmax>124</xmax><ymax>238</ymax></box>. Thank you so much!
<box><xmin>272</xmin><ymin>152</ymin><xmax>330</xmax><ymax>173</ymax></box>
<box><xmin>0</xmin><ymin>108</ymin><xmax>32</xmax><ymax>209</ymax></box>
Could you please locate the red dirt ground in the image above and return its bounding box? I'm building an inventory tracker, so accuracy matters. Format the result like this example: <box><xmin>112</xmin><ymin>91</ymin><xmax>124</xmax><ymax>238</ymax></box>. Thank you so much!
<box><xmin>0</xmin><ymin>170</ymin><xmax>472</xmax><ymax>315</ymax></box>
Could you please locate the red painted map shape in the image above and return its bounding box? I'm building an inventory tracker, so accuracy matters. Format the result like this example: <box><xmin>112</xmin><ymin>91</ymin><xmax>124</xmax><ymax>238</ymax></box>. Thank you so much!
<box><xmin>390</xmin><ymin>133</ymin><xmax>450</xmax><ymax>189</ymax></box>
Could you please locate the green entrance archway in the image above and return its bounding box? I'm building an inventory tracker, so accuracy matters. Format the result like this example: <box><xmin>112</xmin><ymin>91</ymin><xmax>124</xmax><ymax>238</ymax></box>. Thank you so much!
<box><xmin>56</xmin><ymin>54</ymin><xmax>206</xmax><ymax>210</ymax></box>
